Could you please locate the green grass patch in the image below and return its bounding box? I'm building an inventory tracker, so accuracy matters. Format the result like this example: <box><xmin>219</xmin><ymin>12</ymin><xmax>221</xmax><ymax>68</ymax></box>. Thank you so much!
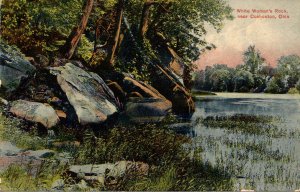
<box><xmin>0</xmin><ymin>161</ymin><xmax>64</xmax><ymax>191</ymax></box>
<box><xmin>197</xmin><ymin>114</ymin><xmax>285</xmax><ymax>136</ymax></box>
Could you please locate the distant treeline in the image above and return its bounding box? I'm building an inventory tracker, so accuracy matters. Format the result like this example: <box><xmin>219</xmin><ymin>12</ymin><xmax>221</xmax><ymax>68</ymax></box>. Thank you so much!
<box><xmin>194</xmin><ymin>45</ymin><xmax>300</xmax><ymax>94</ymax></box>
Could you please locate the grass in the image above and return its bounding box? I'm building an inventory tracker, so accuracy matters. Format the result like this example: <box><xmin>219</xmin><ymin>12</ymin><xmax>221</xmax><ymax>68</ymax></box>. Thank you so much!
<box><xmin>0</xmin><ymin>161</ymin><xmax>64</xmax><ymax>191</ymax></box>
<box><xmin>0</xmin><ymin>106</ymin><xmax>234</xmax><ymax>191</ymax></box>
<box><xmin>197</xmin><ymin>114</ymin><xmax>285</xmax><ymax>136</ymax></box>
<box><xmin>0</xmin><ymin>107</ymin><xmax>46</xmax><ymax>150</ymax></box>
<box><xmin>71</xmin><ymin>123</ymin><xmax>233</xmax><ymax>191</ymax></box>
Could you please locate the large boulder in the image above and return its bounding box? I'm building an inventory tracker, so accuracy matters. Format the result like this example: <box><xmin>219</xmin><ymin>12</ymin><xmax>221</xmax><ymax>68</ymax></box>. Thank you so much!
<box><xmin>9</xmin><ymin>100</ymin><xmax>59</xmax><ymax>128</ymax></box>
<box><xmin>50</xmin><ymin>63</ymin><xmax>118</xmax><ymax>125</ymax></box>
<box><xmin>125</xmin><ymin>97</ymin><xmax>172</xmax><ymax>123</ymax></box>
<box><xmin>0</xmin><ymin>42</ymin><xmax>36</xmax><ymax>94</ymax></box>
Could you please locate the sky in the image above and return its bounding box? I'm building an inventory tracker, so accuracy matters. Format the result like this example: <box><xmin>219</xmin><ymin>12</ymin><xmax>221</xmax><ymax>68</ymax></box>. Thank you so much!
<box><xmin>195</xmin><ymin>0</ymin><xmax>300</xmax><ymax>70</ymax></box>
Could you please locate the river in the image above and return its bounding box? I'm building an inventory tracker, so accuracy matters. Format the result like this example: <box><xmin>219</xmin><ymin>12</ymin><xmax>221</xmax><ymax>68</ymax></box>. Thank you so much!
<box><xmin>191</xmin><ymin>93</ymin><xmax>300</xmax><ymax>191</ymax></box>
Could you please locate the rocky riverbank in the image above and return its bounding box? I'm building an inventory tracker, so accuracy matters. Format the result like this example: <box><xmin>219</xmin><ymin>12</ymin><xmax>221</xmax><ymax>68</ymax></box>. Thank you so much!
<box><xmin>0</xmin><ymin>42</ymin><xmax>232</xmax><ymax>191</ymax></box>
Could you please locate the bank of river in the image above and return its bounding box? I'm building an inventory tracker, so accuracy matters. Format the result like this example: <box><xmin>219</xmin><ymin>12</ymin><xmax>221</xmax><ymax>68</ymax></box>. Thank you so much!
<box><xmin>192</xmin><ymin>93</ymin><xmax>300</xmax><ymax>191</ymax></box>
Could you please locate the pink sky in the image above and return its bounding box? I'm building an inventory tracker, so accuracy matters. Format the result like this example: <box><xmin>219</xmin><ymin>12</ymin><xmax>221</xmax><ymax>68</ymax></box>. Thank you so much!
<box><xmin>196</xmin><ymin>0</ymin><xmax>300</xmax><ymax>70</ymax></box>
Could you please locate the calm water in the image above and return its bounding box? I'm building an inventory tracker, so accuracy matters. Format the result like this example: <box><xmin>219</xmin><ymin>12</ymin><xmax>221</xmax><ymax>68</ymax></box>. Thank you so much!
<box><xmin>191</xmin><ymin>93</ymin><xmax>300</xmax><ymax>191</ymax></box>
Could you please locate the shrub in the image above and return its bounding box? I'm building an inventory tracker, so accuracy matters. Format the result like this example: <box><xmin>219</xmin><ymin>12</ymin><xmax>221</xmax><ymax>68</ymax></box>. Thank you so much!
<box><xmin>288</xmin><ymin>87</ymin><xmax>300</xmax><ymax>94</ymax></box>
<box><xmin>296</xmin><ymin>80</ymin><xmax>300</xmax><ymax>92</ymax></box>
<box><xmin>264</xmin><ymin>77</ymin><xmax>286</xmax><ymax>93</ymax></box>
<box><xmin>75</xmin><ymin>124</ymin><xmax>190</xmax><ymax>165</ymax></box>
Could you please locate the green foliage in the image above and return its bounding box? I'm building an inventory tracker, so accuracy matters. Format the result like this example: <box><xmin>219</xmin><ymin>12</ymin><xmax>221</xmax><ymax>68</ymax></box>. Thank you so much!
<box><xmin>233</xmin><ymin>70</ymin><xmax>254</xmax><ymax>92</ymax></box>
<box><xmin>277</xmin><ymin>55</ymin><xmax>300</xmax><ymax>88</ymax></box>
<box><xmin>148</xmin><ymin>0</ymin><xmax>234</xmax><ymax>63</ymax></box>
<box><xmin>194</xmin><ymin>64</ymin><xmax>234</xmax><ymax>91</ymax></box>
<box><xmin>242</xmin><ymin>45</ymin><xmax>266</xmax><ymax>74</ymax></box>
<box><xmin>194</xmin><ymin>47</ymin><xmax>300</xmax><ymax>94</ymax></box>
<box><xmin>288</xmin><ymin>88</ymin><xmax>300</xmax><ymax>94</ymax></box>
<box><xmin>296</xmin><ymin>80</ymin><xmax>300</xmax><ymax>91</ymax></box>
<box><xmin>0</xmin><ymin>162</ymin><xmax>63</xmax><ymax>191</ymax></box>
<box><xmin>77</xmin><ymin>34</ymin><xmax>94</xmax><ymax>63</ymax></box>
<box><xmin>117</xmin><ymin>0</ymin><xmax>233</xmax><ymax>80</ymax></box>
<box><xmin>210</xmin><ymin>69</ymin><xmax>231</xmax><ymax>91</ymax></box>
<box><xmin>265</xmin><ymin>77</ymin><xmax>286</xmax><ymax>93</ymax></box>
<box><xmin>0</xmin><ymin>0</ymin><xmax>84</xmax><ymax>55</ymax></box>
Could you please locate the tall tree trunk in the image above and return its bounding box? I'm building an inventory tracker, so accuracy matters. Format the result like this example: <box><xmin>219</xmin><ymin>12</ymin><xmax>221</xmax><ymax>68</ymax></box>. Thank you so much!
<box><xmin>61</xmin><ymin>0</ymin><xmax>94</xmax><ymax>59</ymax></box>
<box><xmin>105</xmin><ymin>0</ymin><xmax>124</xmax><ymax>68</ymax></box>
<box><xmin>139</xmin><ymin>0</ymin><xmax>157</xmax><ymax>38</ymax></box>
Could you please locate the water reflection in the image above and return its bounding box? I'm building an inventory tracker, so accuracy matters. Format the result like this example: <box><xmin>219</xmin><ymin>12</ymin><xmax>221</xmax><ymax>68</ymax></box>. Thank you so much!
<box><xmin>192</xmin><ymin>93</ymin><xmax>300</xmax><ymax>191</ymax></box>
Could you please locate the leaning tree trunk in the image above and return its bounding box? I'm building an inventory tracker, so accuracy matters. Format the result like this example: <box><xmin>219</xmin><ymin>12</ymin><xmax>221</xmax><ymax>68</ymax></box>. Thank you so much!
<box><xmin>105</xmin><ymin>0</ymin><xmax>124</xmax><ymax>68</ymax></box>
<box><xmin>139</xmin><ymin>0</ymin><xmax>157</xmax><ymax>38</ymax></box>
<box><xmin>61</xmin><ymin>0</ymin><xmax>94</xmax><ymax>59</ymax></box>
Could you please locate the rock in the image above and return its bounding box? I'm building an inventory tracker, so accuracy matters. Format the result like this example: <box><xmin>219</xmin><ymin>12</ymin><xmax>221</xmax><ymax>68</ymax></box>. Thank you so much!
<box><xmin>55</xmin><ymin>110</ymin><xmax>67</xmax><ymax>119</ymax></box>
<box><xmin>150</xmin><ymin>65</ymin><xmax>195</xmax><ymax>115</ymax></box>
<box><xmin>24</xmin><ymin>149</ymin><xmax>55</xmax><ymax>158</ymax></box>
<box><xmin>49</xmin><ymin>97</ymin><xmax>62</xmax><ymax>105</ymax></box>
<box><xmin>76</xmin><ymin>180</ymin><xmax>89</xmax><ymax>190</ymax></box>
<box><xmin>51</xmin><ymin>141</ymin><xmax>80</xmax><ymax>148</ymax></box>
<box><xmin>128</xmin><ymin>92</ymin><xmax>143</xmax><ymax>98</ymax></box>
<box><xmin>107</xmin><ymin>81</ymin><xmax>126</xmax><ymax>102</ymax></box>
<box><xmin>69</xmin><ymin>161</ymin><xmax>149</xmax><ymax>184</ymax></box>
<box><xmin>50</xmin><ymin>63</ymin><xmax>118</xmax><ymax>125</ymax></box>
<box><xmin>83</xmin><ymin>175</ymin><xmax>105</xmax><ymax>186</ymax></box>
<box><xmin>9</xmin><ymin>100</ymin><xmax>59</xmax><ymax>128</ymax></box>
<box><xmin>108</xmin><ymin>161</ymin><xmax>149</xmax><ymax>178</ymax></box>
<box><xmin>0</xmin><ymin>97</ymin><xmax>8</xmax><ymax>105</ymax></box>
<box><xmin>125</xmin><ymin>98</ymin><xmax>172</xmax><ymax>123</ymax></box>
<box><xmin>69</xmin><ymin>163</ymin><xmax>115</xmax><ymax>178</ymax></box>
<box><xmin>123</xmin><ymin>76</ymin><xmax>165</xmax><ymax>99</ymax></box>
<box><xmin>0</xmin><ymin>42</ymin><xmax>36</xmax><ymax>93</ymax></box>
<box><xmin>51</xmin><ymin>179</ymin><xmax>65</xmax><ymax>190</ymax></box>
<box><xmin>0</xmin><ymin>141</ymin><xmax>21</xmax><ymax>157</ymax></box>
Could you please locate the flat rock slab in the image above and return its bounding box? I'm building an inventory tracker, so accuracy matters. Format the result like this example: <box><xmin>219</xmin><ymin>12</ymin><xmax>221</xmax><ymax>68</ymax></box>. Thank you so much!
<box><xmin>0</xmin><ymin>141</ymin><xmax>21</xmax><ymax>156</ymax></box>
<box><xmin>10</xmin><ymin>100</ymin><xmax>59</xmax><ymax>128</ymax></box>
<box><xmin>0</xmin><ymin>42</ymin><xmax>36</xmax><ymax>93</ymax></box>
<box><xmin>125</xmin><ymin>98</ymin><xmax>172</xmax><ymax>123</ymax></box>
<box><xmin>0</xmin><ymin>141</ymin><xmax>55</xmax><ymax>172</ymax></box>
<box><xmin>69</xmin><ymin>161</ymin><xmax>149</xmax><ymax>181</ymax></box>
<box><xmin>50</xmin><ymin>63</ymin><xmax>118</xmax><ymax>125</ymax></box>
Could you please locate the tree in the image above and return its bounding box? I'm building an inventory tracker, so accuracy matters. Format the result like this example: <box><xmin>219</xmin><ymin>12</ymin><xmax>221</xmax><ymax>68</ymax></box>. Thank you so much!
<box><xmin>139</xmin><ymin>0</ymin><xmax>158</xmax><ymax>37</ymax></box>
<box><xmin>265</xmin><ymin>77</ymin><xmax>286</xmax><ymax>93</ymax></box>
<box><xmin>121</xmin><ymin>0</ymin><xmax>233</xmax><ymax>76</ymax></box>
<box><xmin>0</xmin><ymin>0</ymin><xmax>83</xmax><ymax>55</ymax></box>
<box><xmin>61</xmin><ymin>0</ymin><xmax>94</xmax><ymax>59</ymax></box>
<box><xmin>296</xmin><ymin>80</ymin><xmax>300</xmax><ymax>92</ymax></box>
<box><xmin>105</xmin><ymin>0</ymin><xmax>125</xmax><ymax>68</ymax></box>
<box><xmin>233</xmin><ymin>70</ymin><xmax>254</xmax><ymax>92</ymax></box>
<box><xmin>276</xmin><ymin>55</ymin><xmax>300</xmax><ymax>89</ymax></box>
<box><xmin>210</xmin><ymin>69</ymin><xmax>231</xmax><ymax>91</ymax></box>
<box><xmin>243</xmin><ymin>45</ymin><xmax>265</xmax><ymax>74</ymax></box>
<box><xmin>147</xmin><ymin>0</ymin><xmax>233</xmax><ymax>63</ymax></box>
